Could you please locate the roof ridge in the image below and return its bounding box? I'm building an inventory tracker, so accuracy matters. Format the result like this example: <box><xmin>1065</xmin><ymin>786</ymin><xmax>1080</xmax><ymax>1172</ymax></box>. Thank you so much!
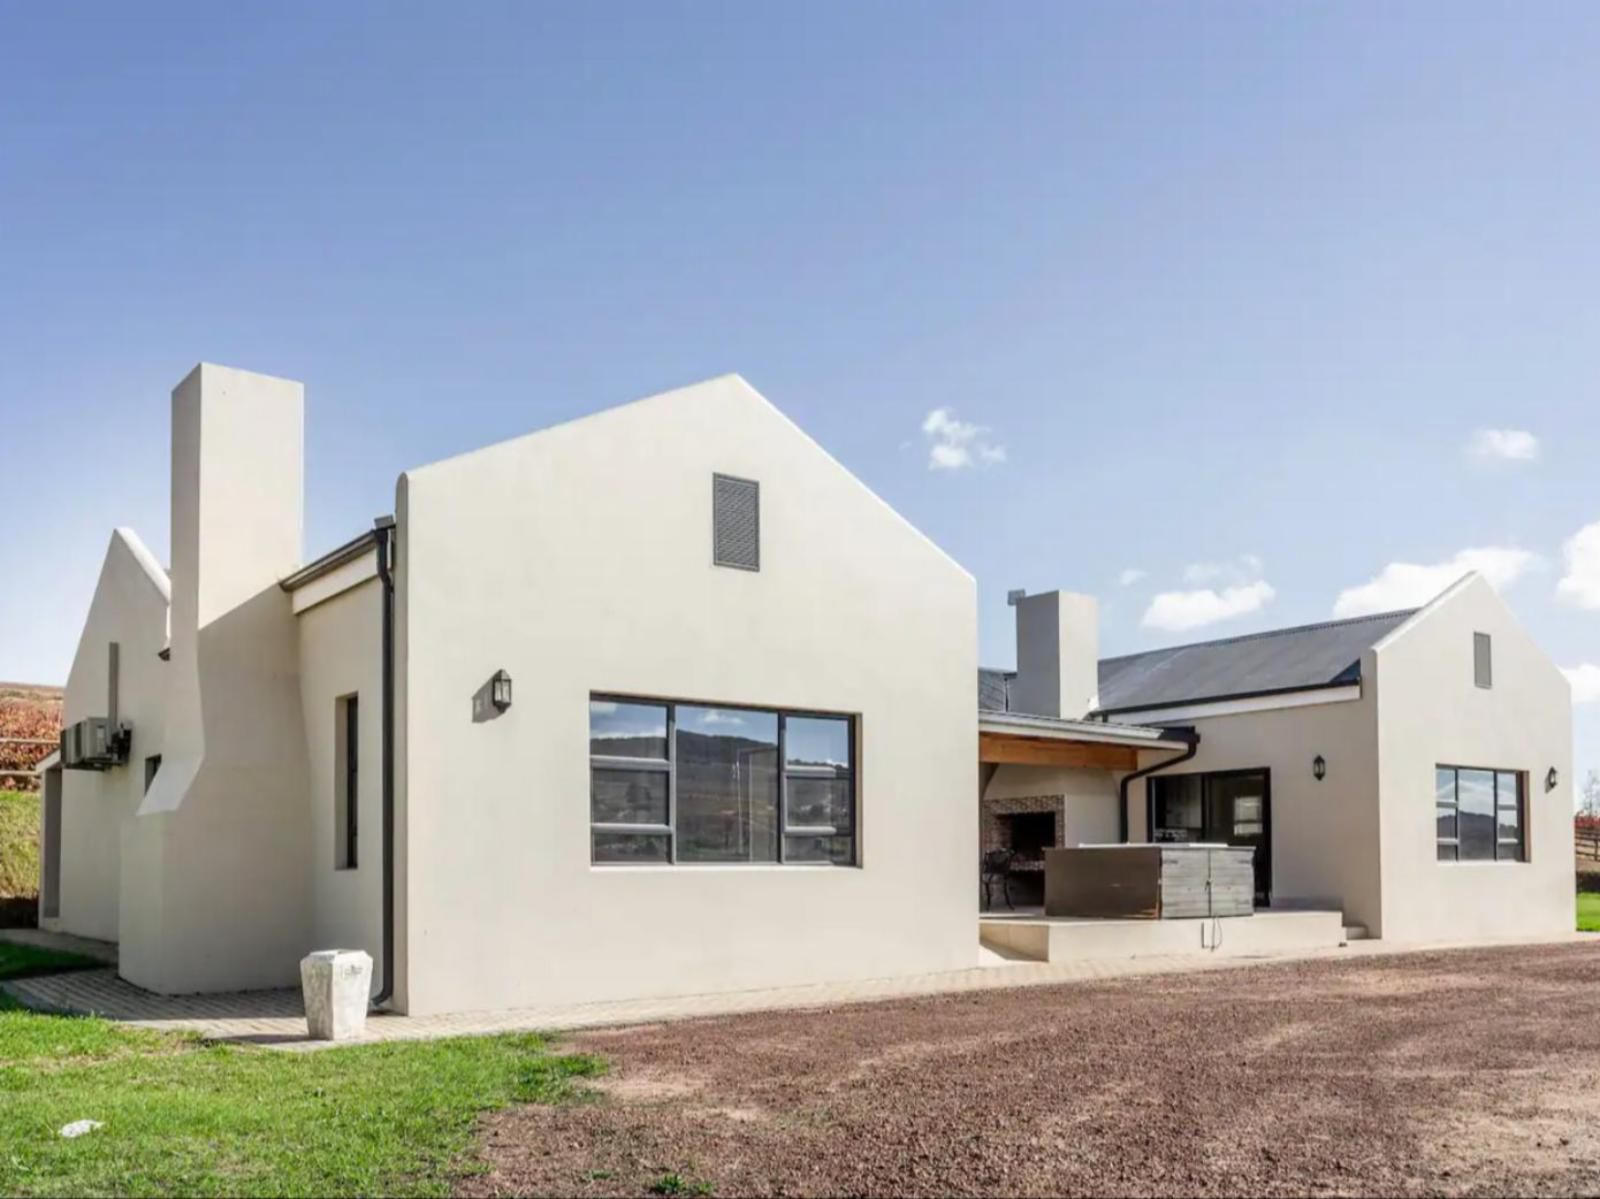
<box><xmin>1099</xmin><ymin>607</ymin><xmax>1419</xmax><ymax>665</ymax></box>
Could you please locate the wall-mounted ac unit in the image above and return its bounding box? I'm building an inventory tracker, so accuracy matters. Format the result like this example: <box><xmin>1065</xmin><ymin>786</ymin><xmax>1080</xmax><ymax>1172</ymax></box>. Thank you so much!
<box><xmin>60</xmin><ymin>717</ymin><xmax>131</xmax><ymax>771</ymax></box>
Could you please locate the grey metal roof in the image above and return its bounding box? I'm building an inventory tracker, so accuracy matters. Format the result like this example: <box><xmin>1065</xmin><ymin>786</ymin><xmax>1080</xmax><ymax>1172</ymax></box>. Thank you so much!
<box><xmin>978</xmin><ymin>608</ymin><xmax>1418</xmax><ymax>716</ymax></box>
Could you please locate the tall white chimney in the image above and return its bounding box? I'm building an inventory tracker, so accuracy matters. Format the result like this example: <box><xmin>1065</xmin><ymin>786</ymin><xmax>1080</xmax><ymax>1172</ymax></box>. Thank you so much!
<box><xmin>1012</xmin><ymin>590</ymin><xmax>1099</xmax><ymax>720</ymax></box>
<box><xmin>170</xmin><ymin>363</ymin><xmax>304</xmax><ymax>634</ymax></box>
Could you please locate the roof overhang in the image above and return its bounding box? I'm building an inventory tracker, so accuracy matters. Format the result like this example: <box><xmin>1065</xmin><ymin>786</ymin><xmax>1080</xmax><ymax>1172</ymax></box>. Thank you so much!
<box><xmin>978</xmin><ymin>710</ymin><xmax>1191</xmax><ymax>770</ymax></box>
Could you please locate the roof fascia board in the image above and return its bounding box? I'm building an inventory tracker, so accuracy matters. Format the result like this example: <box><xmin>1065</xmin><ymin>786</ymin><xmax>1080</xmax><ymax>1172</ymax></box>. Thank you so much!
<box><xmin>1101</xmin><ymin>683</ymin><xmax>1362</xmax><ymax>724</ymax></box>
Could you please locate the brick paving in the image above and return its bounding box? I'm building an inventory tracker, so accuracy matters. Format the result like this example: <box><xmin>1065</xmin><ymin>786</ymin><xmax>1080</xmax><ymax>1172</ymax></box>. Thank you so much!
<box><xmin>4</xmin><ymin>932</ymin><xmax>1591</xmax><ymax>1051</ymax></box>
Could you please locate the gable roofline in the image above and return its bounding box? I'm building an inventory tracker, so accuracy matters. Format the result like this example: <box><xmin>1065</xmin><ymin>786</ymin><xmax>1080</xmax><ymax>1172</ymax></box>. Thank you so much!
<box><xmin>113</xmin><ymin>527</ymin><xmax>171</xmax><ymax>604</ymax></box>
<box><xmin>405</xmin><ymin>373</ymin><xmax>972</xmax><ymax>581</ymax></box>
<box><xmin>1098</xmin><ymin>607</ymin><xmax>1420</xmax><ymax>669</ymax></box>
<box><xmin>1368</xmin><ymin>571</ymin><xmax>1480</xmax><ymax>654</ymax></box>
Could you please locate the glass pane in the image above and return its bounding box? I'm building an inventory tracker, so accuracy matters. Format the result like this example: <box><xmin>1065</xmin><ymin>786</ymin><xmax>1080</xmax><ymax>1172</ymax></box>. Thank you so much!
<box><xmin>591</xmin><ymin>768</ymin><xmax>668</xmax><ymax>825</ymax></box>
<box><xmin>785</xmin><ymin>834</ymin><xmax>855</xmax><ymax>865</ymax></box>
<box><xmin>1496</xmin><ymin>803</ymin><xmax>1521</xmax><ymax>843</ymax></box>
<box><xmin>787</xmin><ymin>776</ymin><xmax>854</xmax><ymax>832</ymax></box>
<box><xmin>1497</xmin><ymin>772</ymin><xmax>1521</xmax><ymax>811</ymax></box>
<box><xmin>593</xmin><ymin>832</ymin><xmax>669</xmax><ymax>864</ymax></box>
<box><xmin>1152</xmin><ymin>775</ymin><xmax>1203</xmax><ymax>842</ymax></box>
<box><xmin>676</xmin><ymin>706</ymin><xmax>779</xmax><ymax>863</ymax></box>
<box><xmin>590</xmin><ymin>700</ymin><xmax>668</xmax><ymax>759</ymax></box>
<box><xmin>1435</xmin><ymin>767</ymin><xmax>1456</xmax><ymax>806</ymax></box>
<box><xmin>1458</xmin><ymin>769</ymin><xmax>1495</xmax><ymax>860</ymax></box>
<box><xmin>1437</xmin><ymin>841</ymin><xmax>1458</xmax><ymax>862</ymax></box>
<box><xmin>786</xmin><ymin>716</ymin><xmax>851</xmax><ymax>770</ymax></box>
<box><xmin>1436</xmin><ymin>806</ymin><xmax>1457</xmax><ymax>841</ymax></box>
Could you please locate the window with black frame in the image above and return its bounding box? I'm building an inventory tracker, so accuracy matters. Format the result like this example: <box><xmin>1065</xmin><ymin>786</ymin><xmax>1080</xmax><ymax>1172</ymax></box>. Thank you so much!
<box><xmin>1436</xmin><ymin>766</ymin><xmax>1524</xmax><ymax>862</ymax></box>
<box><xmin>589</xmin><ymin>696</ymin><xmax>856</xmax><ymax>866</ymax></box>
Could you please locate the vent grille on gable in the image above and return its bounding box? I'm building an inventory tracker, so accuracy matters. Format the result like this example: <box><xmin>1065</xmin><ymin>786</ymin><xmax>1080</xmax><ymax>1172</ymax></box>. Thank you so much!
<box><xmin>713</xmin><ymin>474</ymin><xmax>760</xmax><ymax>570</ymax></box>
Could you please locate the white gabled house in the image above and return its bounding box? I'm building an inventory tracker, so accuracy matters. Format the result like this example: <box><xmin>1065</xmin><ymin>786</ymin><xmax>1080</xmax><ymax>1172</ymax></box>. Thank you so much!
<box><xmin>41</xmin><ymin>364</ymin><xmax>976</xmax><ymax>1014</ymax></box>
<box><xmin>37</xmin><ymin>362</ymin><xmax>1575</xmax><ymax>1014</ymax></box>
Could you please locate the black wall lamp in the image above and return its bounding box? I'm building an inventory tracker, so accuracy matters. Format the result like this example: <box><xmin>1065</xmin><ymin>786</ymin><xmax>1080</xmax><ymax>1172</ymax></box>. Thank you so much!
<box><xmin>1547</xmin><ymin>766</ymin><xmax>1560</xmax><ymax>793</ymax></box>
<box><xmin>1312</xmin><ymin>754</ymin><xmax>1327</xmax><ymax>782</ymax></box>
<box><xmin>491</xmin><ymin>669</ymin><xmax>513</xmax><ymax>713</ymax></box>
<box><xmin>473</xmin><ymin>670</ymin><xmax>514</xmax><ymax>723</ymax></box>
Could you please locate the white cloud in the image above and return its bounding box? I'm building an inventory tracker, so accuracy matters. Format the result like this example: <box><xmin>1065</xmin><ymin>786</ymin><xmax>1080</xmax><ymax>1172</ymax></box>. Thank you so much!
<box><xmin>1117</xmin><ymin>568</ymin><xmax>1146</xmax><ymax>587</ymax></box>
<box><xmin>1557</xmin><ymin>520</ymin><xmax>1600</xmax><ymax>610</ymax></box>
<box><xmin>1466</xmin><ymin>428</ymin><xmax>1540</xmax><ymax>464</ymax></box>
<box><xmin>921</xmin><ymin>408</ymin><xmax>1006</xmax><ymax>471</ymax></box>
<box><xmin>699</xmin><ymin>710</ymin><xmax>744</xmax><ymax>726</ymax></box>
<box><xmin>1563</xmin><ymin>664</ymin><xmax>1600</xmax><ymax>704</ymax></box>
<box><xmin>1181</xmin><ymin>554</ymin><xmax>1263</xmax><ymax>586</ymax></box>
<box><xmin>1142</xmin><ymin>581</ymin><xmax>1276</xmax><ymax>633</ymax></box>
<box><xmin>1333</xmin><ymin>546</ymin><xmax>1540</xmax><ymax>618</ymax></box>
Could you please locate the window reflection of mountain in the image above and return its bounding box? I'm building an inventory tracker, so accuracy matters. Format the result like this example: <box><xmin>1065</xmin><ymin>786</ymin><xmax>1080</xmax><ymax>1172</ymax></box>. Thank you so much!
<box><xmin>678</xmin><ymin>730</ymin><xmax>779</xmax><ymax>860</ymax></box>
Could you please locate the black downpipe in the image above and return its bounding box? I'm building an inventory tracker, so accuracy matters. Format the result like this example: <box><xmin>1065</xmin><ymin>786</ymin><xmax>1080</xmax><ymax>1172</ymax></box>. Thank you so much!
<box><xmin>1118</xmin><ymin>728</ymin><xmax>1201</xmax><ymax>843</ymax></box>
<box><xmin>372</xmin><ymin>516</ymin><xmax>397</xmax><ymax>1009</ymax></box>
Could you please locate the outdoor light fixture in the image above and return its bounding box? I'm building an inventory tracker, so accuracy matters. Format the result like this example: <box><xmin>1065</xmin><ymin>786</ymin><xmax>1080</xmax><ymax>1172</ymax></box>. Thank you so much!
<box><xmin>491</xmin><ymin>669</ymin><xmax>513</xmax><ymax>713</ymax></box>
<box><xmin>1312</xmin><ymin>754</ymin><xmax>1327</xmax><ymax>782</ymax></box>
<box><xmin>1547</xmin><ymin>767</ymin><xmax>1559</xmax><ymax>793</ymax></box>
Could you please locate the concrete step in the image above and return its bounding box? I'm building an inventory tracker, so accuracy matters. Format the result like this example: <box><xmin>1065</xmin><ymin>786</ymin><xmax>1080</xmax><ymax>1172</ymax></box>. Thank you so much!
<box><xmin>1342</xmin><ymin>924</ymin><xmax>1370</xmax><ymax>942</ymax></box>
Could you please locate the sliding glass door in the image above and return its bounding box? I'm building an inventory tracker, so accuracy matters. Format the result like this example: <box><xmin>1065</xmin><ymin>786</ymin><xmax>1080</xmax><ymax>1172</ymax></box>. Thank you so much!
<box><xmin>1149</xmin><ymin>769</ymin><xmax>1271</xmax><ymax>905</ymax></box>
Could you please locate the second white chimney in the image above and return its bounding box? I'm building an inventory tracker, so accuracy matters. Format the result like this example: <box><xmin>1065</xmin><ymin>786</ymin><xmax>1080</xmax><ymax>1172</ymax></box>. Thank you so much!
<box><xmin>1012</xmin><ymin>590</ymin><xmax>1099</xmax><ymax>720</ymax></box>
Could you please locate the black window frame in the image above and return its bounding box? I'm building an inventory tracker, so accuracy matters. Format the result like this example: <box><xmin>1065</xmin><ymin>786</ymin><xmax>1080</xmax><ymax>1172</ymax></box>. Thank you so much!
<box><xmin>590</xmin><ymin>694</ymin><xmax>857</xmax><ymax>867</ymax></box>
<box><xmin>1435</xmin><ymin>764</ymin><xmax>1524</xmax><ymax>863</ymax></box>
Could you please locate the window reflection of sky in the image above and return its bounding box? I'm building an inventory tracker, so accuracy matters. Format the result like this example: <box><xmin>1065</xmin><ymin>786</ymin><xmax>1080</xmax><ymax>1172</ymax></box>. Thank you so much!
<box><xmin>589</xmin><ymin>701</ymin><xmax>849</xmax><ymax>767</ymax></box>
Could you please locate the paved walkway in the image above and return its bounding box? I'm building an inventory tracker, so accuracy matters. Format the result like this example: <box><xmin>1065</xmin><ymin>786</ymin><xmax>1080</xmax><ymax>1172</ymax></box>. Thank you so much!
<box><xmin>6</xmin><ymin>933</ymin><xmax>1592</xmax><ymax>1051</ymax></box>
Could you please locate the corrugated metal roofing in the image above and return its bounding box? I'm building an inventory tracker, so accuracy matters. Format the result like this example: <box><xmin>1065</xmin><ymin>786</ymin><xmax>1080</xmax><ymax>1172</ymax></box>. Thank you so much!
<box><xmin>978</xmin><ymin>608</ymin><xmax>1418</xmax><ymax>716</ymax></box>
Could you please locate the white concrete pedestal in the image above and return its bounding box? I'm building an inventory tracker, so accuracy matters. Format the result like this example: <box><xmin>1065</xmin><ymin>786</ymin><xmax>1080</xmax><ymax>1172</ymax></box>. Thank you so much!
<box><xmin>300</xmin><ymin>949</ymin><xmax>373</xmax><ymax>1041</ymax></box>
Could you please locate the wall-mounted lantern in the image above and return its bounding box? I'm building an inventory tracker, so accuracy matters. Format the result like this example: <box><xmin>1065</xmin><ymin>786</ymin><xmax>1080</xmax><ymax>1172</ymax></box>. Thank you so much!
<box><xmin>1312</xmin><ymin>754</ymin><xmax>1327</xmax><ymax>782</ymax></box>
<box><xmin>473</xmin><ymin>670</ymin><xmax>514</xmax><ymax>723</ymax></box>
<box><xmin>1547</xmin><ymin>766</ymin><xmax>1560</xmax><ymax>793</ymax></box>
<box><xmin>491</xmin><ymin>669</ymin><xmax>513</xmax><ymax>713</ymax></box>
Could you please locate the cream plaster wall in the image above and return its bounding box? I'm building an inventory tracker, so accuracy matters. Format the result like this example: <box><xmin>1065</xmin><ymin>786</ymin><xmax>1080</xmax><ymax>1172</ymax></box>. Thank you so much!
<box><xmin>395</xmin><ymin>375</ymin><xmax>976</xmax><ymax>1016</ymax></box>
<box><xmin>982</xmin><ymin>764</ymin><xmax>1121</xmax><ymax>845</ymax></box>
<box><xmin>296</xmin><ymin>573</ymin><xmax>383</xmax><ymax>980</ymax></box>
<box><xmin>47</xmin><ymin>529</ymin><xmax>169</xmax><ymax>942</ymax></box>
<box><xmin>1371</xmin><ymin>576</ymin><xmax>1574</xmax><ymax>942</ymax></box>
<box><xmin>1122</xmin><ymin>689</ymin><xmax>1383</xmax><ymax>933</ymax></box>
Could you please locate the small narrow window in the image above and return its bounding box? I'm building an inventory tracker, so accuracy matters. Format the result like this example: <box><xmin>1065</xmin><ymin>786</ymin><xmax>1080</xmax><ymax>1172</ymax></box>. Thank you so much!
<box><xmin>713</xmin><ymin>474</ymin><xmax>760</xmax><ymax>570</ymax></box>
<box><xmin>143</xmin><ymin>755</ymin><xmax>162</xmax><ymax>794</ymax></box>
<box><xmin>335</xmin><ymin>695</ymin><xmax>359</xmax><ymax>870</ymax></box>
<box><xmin>1474</xmin><ymin>632</ymin><xmax>1492</xmax><ymax>689</ymax></box>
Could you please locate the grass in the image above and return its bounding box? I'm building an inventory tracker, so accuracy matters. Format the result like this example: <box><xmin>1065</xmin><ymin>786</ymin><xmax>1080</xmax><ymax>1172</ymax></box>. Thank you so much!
<box><xmin>1578</xmin><ymin>892</ymin><xmax>1600</xmax><ymax>932</ymax></box>
<box><xmin>0</xmin><ymin>943</ymin><xmax>105</xmax><ymax>983</ymax></box>
<box><xmin>0</xmin><ymin>942</ymin><xmax>608</xmax><ymax>1197</ymax></box>
<box><xmin>0</xmin><ymin>789</ymin><xmax>40</xmax><ymax>899</ymax></box>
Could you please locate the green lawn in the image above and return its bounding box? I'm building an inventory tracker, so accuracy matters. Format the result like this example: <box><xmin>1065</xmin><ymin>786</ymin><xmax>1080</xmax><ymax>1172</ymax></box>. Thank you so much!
<box><xmin>1578</xmin><ymin>892</ymin><xmax>1600</xmax><ymax>932</ymax></box>
<box><xmin>0</xmin><ymin>950</ymin><xmax>606</xmax><ymax>1197</ymax></box>
<box><xmin>0</xmin><ymin>943</ymin><xmax>105</xmax><ymax>981</ymax></box>
<box><xmin>0</xmin><ymin>788</ymin><xmax>40</xmax><ymax>899</ymax></box>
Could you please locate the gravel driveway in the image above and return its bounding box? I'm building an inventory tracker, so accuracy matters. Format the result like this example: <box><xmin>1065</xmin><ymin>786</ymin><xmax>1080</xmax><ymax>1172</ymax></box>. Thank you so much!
<box><xmin>463</xmin><ymin>942</ymin><xmax>1600</xmax><ymax>1197</ymax></box>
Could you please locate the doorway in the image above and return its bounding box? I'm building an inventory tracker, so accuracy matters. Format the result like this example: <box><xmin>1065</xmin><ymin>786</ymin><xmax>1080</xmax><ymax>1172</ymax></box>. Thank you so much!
<box><xmin>1148</xmin><ymin>769</ymin><xmax>1271</xmax><ymax>905</ymax></box>
<box><xmin>41</xmin><ymin>765</ymin><xmax>62</xmax><ymax>920</ymax></box>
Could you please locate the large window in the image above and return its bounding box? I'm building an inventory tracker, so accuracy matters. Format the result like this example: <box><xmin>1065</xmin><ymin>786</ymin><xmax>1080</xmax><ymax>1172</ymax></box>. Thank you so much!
<box><xmin>1436</xmin><ymin>766</ymin><xmax>1523</xmax><ymax>862</ymax></box>
<box><xmin>590</xmin><ymin>696</ymin><xmax>856</xmax><ymax>866</ymax></box>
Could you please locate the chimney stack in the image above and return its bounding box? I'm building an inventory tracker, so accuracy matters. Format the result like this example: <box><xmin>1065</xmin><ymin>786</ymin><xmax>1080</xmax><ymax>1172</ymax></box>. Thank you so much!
<box><xmin>169</xmin><ymin>363</ymin><xmax>304</xmax><ymax>637</ymax></box>
<box><xmin>1012</xmin><ymin>590</ymin><xmax>1099</xmax><ymax>720</ymax></box>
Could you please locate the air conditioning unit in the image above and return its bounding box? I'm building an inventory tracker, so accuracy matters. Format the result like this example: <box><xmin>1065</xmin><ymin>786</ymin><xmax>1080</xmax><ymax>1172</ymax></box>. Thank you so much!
<box><xmin>60</xmin><ymin>717</ymin><xmax>131</xmax><ymax>772</ymax></box>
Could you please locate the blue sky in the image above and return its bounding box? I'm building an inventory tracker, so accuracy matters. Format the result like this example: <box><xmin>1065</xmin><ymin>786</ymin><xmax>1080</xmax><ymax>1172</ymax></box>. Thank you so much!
<box><xmin>2</xmin><ymin>3</ymin><xmax>1597</xmax><ymax>788</ymax></box>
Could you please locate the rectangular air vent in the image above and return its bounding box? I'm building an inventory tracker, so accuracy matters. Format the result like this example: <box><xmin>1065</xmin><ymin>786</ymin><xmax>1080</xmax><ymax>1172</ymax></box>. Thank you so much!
<box><xmin>713</xmin><ymin>474</ymin><xmax>760</xmax><ymax>571</ymax></box>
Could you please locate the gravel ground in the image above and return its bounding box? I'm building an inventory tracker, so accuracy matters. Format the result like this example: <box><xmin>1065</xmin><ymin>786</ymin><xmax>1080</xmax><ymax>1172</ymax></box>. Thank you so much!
<box><xmin>462</xmin><ymin>942</ymin><xmax>1600</xmax><ymax>1198</ymax></box>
